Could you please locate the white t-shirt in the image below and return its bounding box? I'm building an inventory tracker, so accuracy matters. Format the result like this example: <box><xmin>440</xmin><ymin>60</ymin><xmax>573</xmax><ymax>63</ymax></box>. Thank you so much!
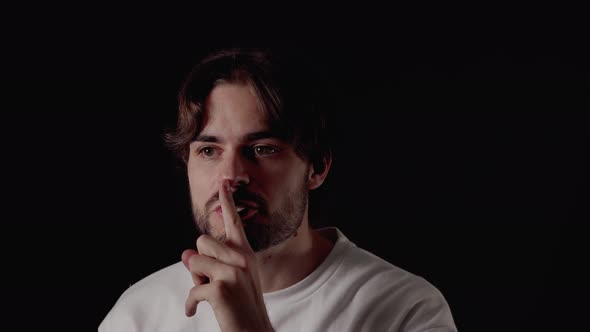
<box><xmin>99</xmin><ymin>228</ymin><xmax>456</xmax><ymax>331</ymax></box>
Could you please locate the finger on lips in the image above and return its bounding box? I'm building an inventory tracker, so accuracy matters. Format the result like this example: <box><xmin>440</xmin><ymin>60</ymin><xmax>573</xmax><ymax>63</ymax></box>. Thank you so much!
<box><xmin>182</xmin><ymin>180</ymin><xmax>255</xmax><ymax>318</ymax></box>
<box><xmin>218</xmin><ymin>180</ymin><xmax>250</xmax><ymax>249</ymax></box>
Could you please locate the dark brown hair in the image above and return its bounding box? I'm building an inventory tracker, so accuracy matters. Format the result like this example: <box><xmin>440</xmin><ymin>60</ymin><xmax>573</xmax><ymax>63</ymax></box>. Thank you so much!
<box><xmin>164</xmin><ymin>47</ymin><xmax>331</xmax><ymax>173</ymax></box>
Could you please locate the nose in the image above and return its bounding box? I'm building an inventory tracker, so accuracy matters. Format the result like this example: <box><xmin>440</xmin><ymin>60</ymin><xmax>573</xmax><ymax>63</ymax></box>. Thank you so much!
<box><xmin>219</xmin><ymin>150</ymin><xmax>250</xmax><ymax>188</ymax></box>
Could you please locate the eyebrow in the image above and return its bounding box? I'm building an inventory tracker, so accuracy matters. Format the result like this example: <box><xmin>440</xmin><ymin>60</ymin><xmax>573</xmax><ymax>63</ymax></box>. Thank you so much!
<box><xmin>192</xmin><ymin>130</ymin><xmax>287</xmax><ymax>143</ymax></box>
<box><xmin>192</xmin><ymin>135</ymin><xmax>219</xmax><ymax>143</ymax></box>
<box><xmin>244</xmin><ymin>130</ymin><xmax>286</xmax><ymax>142</ymax></box>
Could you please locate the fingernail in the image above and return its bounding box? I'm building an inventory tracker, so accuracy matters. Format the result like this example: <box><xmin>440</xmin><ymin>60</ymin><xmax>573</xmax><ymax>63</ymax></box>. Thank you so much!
<box><xmin>186</xmin><ymin>305</ymin><xmax>197</xmax><ymax>317</ymax></box>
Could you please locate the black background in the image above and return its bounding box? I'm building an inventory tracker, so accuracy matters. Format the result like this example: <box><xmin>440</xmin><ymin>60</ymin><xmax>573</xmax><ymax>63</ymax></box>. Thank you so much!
<box><xmin>3</xmin><ymin>3</ymin><xmax>589</xmax><ymax>331</ymax></box>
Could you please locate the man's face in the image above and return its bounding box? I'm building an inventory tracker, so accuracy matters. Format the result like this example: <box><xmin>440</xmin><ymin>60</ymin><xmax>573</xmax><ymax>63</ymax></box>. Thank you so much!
<box><xmin>187</xmin><ymin>83</ymin><xmax>312</xmax><ymax>252</ymax></box>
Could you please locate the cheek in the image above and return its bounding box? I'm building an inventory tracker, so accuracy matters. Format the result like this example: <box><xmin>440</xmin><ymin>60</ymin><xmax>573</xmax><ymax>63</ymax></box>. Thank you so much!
<box><xmin>263</xmin><ymin>163</ymin><xmax>308</xmax><ymax>193</ymax></box>
<box><xmin>188</xmin><ymin>167</ymin><xmax>216</xmax><ymax>205</ymax></box>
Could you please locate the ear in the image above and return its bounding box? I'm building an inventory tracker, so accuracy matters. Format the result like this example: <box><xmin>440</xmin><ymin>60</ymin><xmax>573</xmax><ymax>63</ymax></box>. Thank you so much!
<box><xmin>307</xmin><ymin>154</ymin><xmax>332</xmax><ymax>190</ymax></box>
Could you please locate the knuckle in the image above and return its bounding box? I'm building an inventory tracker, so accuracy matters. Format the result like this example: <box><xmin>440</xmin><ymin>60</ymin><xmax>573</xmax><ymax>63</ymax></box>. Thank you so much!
<box><xmin>187</xmin><ymin>254</ymin><xmax>200</xmax><ymax>270</ymax></box>
<box><xmin>234</xmin><ymin>253</ymin><xmax>248</xmax><ymax>270</ymax></box>
<box><xmin>196</xmin><ymin>235</ymin><xmax>210</xmax><ymax>250</ymax></box>
<box><xmin>188</xmin><ymin>285</ymin><xmax>199</xmax><ymax>299</ymax></box>
<box><xmin>212</xmin><ymin>280</ymin><xmax>228</xmax><ymax>300</ymax></box>
<box><xmin>227</xmin><ymin>266</ymin><xmax>240</xmax><ymax>281</ymax></box>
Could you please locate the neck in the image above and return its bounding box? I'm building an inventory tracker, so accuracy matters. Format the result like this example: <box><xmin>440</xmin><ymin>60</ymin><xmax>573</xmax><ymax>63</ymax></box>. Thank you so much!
<box><xmin>254</xmin><ymin>211</ymin><xmax>334</xmax><ymax>293</ymax></box>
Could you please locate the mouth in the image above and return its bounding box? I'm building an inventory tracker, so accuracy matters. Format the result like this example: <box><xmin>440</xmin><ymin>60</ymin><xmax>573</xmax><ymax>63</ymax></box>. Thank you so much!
<box><xmin>215</xmin><ymin>204</ymin><xmax>259</xmax><ymax>221</ymax></box>
<box><xmin>236</xmin><ymin>205</ymin><xmax>258</xmax><ymax>221</ymax></box>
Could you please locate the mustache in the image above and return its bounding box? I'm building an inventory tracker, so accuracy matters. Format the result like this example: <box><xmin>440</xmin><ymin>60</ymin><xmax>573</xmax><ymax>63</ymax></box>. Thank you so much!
<box><xmin>205</xmin><ymin>188</ymin><xmax>267</xmax><ymax>212</ymax></box>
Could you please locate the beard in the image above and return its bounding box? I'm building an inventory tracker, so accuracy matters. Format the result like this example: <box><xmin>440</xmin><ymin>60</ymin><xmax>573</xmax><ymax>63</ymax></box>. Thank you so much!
<box><xmin>191</xmin><ymin>176</ymin><xmax>308</xmax><ymax>252</ymax></box>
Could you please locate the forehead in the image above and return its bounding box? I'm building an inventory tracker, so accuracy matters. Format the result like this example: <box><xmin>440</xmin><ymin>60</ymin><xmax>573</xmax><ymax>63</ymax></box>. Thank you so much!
<box><xmin>202</xmin><ymin>83</ymin><xmax>269</xmax><ymax>132</ymax></box>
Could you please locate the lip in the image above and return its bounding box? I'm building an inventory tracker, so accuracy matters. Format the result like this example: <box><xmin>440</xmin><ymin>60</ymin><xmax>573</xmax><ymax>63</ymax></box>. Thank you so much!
<box><xmin>240</xmin><ymin>207</ymin><xmax>258</xmax><ymax>221</ymax></box>
<box><xmin>215</xmin><ymin>206</ymin><xmax>259</xmax><ymax>221</ymax></box>
<box><xmin>212</xmin><ymin>200</ymin><xmax>259</xmax><ymax>212</ymax></box>
<box><xmin>234</xmin><ymin>200</ymin><xmax>259</xmax><ymax>209</ymax></box>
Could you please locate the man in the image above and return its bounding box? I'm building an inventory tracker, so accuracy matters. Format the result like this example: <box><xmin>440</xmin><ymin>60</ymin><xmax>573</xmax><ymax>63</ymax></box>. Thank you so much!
<box><xmin>99</xmin><ymin>47</ymin><xmax>457</xmax><ymax>331</ymax></box>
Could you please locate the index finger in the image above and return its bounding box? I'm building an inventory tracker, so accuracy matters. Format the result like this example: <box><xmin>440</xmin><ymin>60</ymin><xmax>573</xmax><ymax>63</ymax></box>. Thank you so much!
<box><xmin>218</xmin><ymin>180</ymin><xmax>251</xmax><ymax>250</ymax></box>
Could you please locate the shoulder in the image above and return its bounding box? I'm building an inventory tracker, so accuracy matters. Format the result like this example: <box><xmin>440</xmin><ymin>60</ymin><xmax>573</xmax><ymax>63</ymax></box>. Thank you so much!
<box><xmin>99</xmin><ymin>262</ymin><xmax>192</xmax><ymax>331</ymax></box>
<box><xmin>339</xmin><ymin>242</ymin><xmax>442</xmax><ymax>303</ymax></box>
<box><xmin>321</xmin><ymin>228</ymin><xmax>434</xmax><ymax>295</ymax></box>
<box><xmin>116</xmin><ymin>261</ymin><xmax>191</xmax><ymax>306</ymax></box>
<box><xmin>323</xmin><ymin>228</ymin><xmax>457</xmax><ymax>331</ymax></box>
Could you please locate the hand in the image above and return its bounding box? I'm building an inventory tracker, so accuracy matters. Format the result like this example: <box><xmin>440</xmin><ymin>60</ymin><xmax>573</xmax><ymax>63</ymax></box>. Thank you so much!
<box><xmin>181</xmin><ymin>180</ymin><xmax>273</xmax><ymax>332</ymax></box>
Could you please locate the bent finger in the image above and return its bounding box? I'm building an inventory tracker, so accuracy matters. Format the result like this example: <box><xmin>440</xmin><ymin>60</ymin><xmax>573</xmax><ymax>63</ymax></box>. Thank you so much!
<box><xmin>181</xmin><ymin>249</ymin><xmax>198</xmax><ymax>270</ymax></box>
<box><xmin>196</xmin><ymin>234</ymin><xmax>248</xmax><ymax>269</ymax></box>
<box><xmin>182</xmin><ymin>249</ymin><xmax>208</xmax><ymax>285</ymax></box>
<box><xmin>185</xmin><ymin>281</ymin><xmax>223</xmax><ymax>317</ymax></box>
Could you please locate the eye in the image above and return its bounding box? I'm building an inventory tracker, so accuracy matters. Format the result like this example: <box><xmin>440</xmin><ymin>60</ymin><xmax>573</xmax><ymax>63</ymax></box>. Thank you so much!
<box><xmin>253</xmin><ymin>145</ymin><xmax>278</xmax><ymax>156</ymax></box>
<box><xmin>198</xmin><ymin>146</ymin><xmax>219</xmax><ymax>158</ymax></box>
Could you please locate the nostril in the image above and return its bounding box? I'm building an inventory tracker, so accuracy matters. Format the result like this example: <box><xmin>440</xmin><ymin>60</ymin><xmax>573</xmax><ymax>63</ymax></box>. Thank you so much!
<box><xmin>217</xmin><ymin>179</ymin><xmax>240</xmax><ymax>193</ymax></box>
<box><xmin>226</xmin><ymin>181</ymin><xmax>239</xmax><ymax>192</ymax></box>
